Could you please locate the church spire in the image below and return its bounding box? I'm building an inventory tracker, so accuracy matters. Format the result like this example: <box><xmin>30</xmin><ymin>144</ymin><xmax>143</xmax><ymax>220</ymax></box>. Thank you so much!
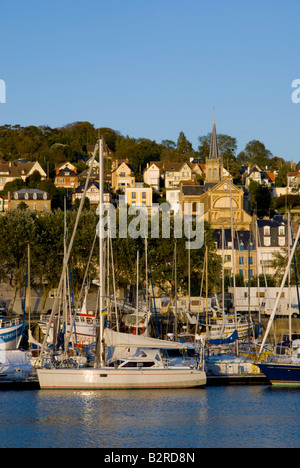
<box><xmin>208</xmin><ymin>118</ymin><xmax>220</xmax><ymax>160</ymax></box>
<box><xmin>205</xmin><ymin>118</ymin><xmax>223</xmax><ymax>183</ymax></box>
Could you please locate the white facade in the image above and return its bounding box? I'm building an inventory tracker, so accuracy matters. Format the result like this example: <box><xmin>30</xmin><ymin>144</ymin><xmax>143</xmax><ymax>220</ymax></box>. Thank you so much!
<box><xmin>230</xmin><ymin>286</ymin><xmax>300</xmax><ymax>316</ymax></box>
<box><xmin>165</xmin><ymin>163</ymin><xmax>193</xmax><ymax>189</ymax></box>
<box><xmin>143</xmin><ymin>163</ymin><xmax>161</xmax><ymax>192</ymax></box>
<box><xmin>166</xmin><ymin>188</ymin><xmax>180</xmax><ymax>214</ymax></box>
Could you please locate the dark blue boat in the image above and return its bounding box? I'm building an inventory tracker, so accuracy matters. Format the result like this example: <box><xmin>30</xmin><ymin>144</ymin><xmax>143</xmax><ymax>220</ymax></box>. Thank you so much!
<box><xmin>258</xmin><ymin>362</ymin><xmax>300</xmax><ymax>386</ymax></box>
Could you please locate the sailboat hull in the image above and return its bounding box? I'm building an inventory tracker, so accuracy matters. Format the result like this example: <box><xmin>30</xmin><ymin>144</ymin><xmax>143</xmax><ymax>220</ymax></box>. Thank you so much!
<box><xmin>37</xmin><ymin>367</ymin><xmax>206</xmax><ymax>390</ymax></box>
<box><xmin>258</xmin><ymin>362</ymin><xmax>300</xmax><ymax>386</ymax></box>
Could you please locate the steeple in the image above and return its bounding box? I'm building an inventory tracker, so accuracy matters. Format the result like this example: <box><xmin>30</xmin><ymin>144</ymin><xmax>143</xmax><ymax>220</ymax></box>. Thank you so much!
<box><xmin>205</xmin><ymin>119</ymin><xmax>223</xmax><ymax>183</ymax></box>
<box><xmin>208</xmin><ymin>119</ymin><xmax>220</xmax><ymax>160</ymax></box>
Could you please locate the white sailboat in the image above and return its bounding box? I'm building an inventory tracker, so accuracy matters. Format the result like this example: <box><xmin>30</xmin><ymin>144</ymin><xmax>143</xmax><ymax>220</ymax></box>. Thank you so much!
<box><xmin>37</xmin><ymin>329</ymin><xmax>206</xmax><ymax>389</ymax></box>
<box><xmin>37</xmin><ymin>138</ymin><xmax>206</xmax><ymax>390</ymax></box>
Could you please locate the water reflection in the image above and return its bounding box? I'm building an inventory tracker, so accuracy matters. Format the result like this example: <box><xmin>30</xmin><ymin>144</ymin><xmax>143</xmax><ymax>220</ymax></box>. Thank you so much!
<box><xmin>1</xmin><ymin>386</ymin><xmax>300</xmax><ymax>448</ymax></box>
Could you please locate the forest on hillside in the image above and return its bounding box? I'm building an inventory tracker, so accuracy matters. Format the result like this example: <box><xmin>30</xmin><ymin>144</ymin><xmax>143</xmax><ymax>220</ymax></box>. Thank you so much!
<box><xmin>0</xmin><ymin>121</ymin><xmax>295</xmax><ymax>186</ymax></box>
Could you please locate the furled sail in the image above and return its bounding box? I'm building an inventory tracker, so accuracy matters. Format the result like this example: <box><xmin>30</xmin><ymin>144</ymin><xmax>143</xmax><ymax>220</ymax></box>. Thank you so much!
<box><xmin>104</xmin><ymin>329</ymin><xmax>187</xmax><ymax>350</ymax></box>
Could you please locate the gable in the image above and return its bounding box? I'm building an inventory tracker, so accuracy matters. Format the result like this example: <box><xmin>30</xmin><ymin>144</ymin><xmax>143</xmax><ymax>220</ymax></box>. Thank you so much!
<box><xmin>209</xmin><ymin>179</ymin><xmax>242</xmax><ymax>194</ymax></box>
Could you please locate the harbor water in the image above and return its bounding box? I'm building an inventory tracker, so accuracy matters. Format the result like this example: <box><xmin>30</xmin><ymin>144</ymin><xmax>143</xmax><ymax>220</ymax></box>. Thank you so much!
<box><xmin>1</xmin><ymin>386</ymin><xmax>300</xmax><ymax>448</ymax></box>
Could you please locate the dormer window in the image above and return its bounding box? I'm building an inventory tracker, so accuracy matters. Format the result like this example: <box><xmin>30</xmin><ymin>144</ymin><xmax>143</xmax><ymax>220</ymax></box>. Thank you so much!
<box><xmin>33</xmin><ymin>193</ymin><xmax>37</xmax><ymax>200</ymax></box>
<box><xmin>279</xmin><ymin>226</ymin><xmax>285</xmax><ymax>236</ymax></box>
<box><xmin>43</xmin><ymin>193</ymin><xmax>47</xmax><ymax>200</ymax></box>
<box><xmin>14</xmin><ymin>193</ymin><xmax>18</xmax><ymax>200</ymax></box>
<box><xmin>264</xmin><ymin>226</ymin><xmax>270</xmax><ymax>236</ymax></box>
<box><xmin>24</xmin><ymin>193</ymin><xmax>29</xmax><ymax>200</ymax></box>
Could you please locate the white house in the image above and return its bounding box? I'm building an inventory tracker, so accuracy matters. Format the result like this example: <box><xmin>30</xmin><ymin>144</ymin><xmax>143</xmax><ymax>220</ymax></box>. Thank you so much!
<box><xmin>143</xmin><ymin>162</ymin><xmax>162</xmax><ymax>192</ymax></box>
<box><xmin>166</xmin><ymin>187</ymin><xmax>181</xmax><ymax>214</ymax></box>
<box><xmin>72</xmin><ymin>181</ymin><xmax>111</xmax><ymax>207</ymax></box>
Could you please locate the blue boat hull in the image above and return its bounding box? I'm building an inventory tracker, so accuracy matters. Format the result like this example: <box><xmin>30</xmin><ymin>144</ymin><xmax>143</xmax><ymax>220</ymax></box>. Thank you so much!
<box><xmin>258</xmin><ymin>362</ymin><xmax>300</xmax><ymax>386</ymax></box>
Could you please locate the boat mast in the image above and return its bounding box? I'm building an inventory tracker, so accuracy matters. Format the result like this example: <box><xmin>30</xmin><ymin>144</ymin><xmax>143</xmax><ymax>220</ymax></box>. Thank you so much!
<box><xmin>222</xmin><ymin>226</ymin><xmax>225</xmax><ymax>319</ymax></box>
<box><xmin>229</xmin><ymin>173</ymin><xmax>238</xmax><ymax>355</ymax></box>
<box><xmin>174</xmin><ymin>240</ymin><xmax>178</xmax><ymax>341</ymax></box>
<box><xmin>98</xmin><ymin>137</ymin><xmax>104</xmax><ymax>367</ymax></box>
<box><xmin>136</xmin><ymin>250</ymin><xmax>139</xmax><ymax>335</ymax></box>
<box><xmin>25</xmin><ymin>243</ymin><xmax>31</xmax><ymax>349</ymax></box>
<box><xmin>39</xmin><ymin>143</ymin><xmax>98</xmax><ymax>358</ymax></box>
<box><xmin>259</xmin><ymin>223</ymin><xmax>300</xmax><ymax>356</ymax></box>
<box><xmin>145</xmin><ymin>237</ymin><xmax>149</xmax><ymax>336</ymax></box>
<box><xmin>288</xmin><ymin>211</ymin><xmax>292</xmax><ymax>345</ymax></box>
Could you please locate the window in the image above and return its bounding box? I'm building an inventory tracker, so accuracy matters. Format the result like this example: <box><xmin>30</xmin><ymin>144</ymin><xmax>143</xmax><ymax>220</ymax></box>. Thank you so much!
<box><xmin>43</xmin><ymin>193</ymin><xmax>47</xmax><ymax>200</ymax></box>
<box><xmin>239</xmin><ymin>242</ymin><xmax>245</xmax><ymax>251</ymax></box>
<box><xmin>24</xmin><ymin>193</ymin><xmax>29</xmax><ymax>200</ymax></box>
<box><xmin>33</xmin><ymin>193</ymin><xmax>37</xmax><ymax>200</ymax></box>
<box><xmin>14</xmin><ymin>193</ymin><xmax>18</xmax><ymax>200</ymax></box>
<box><xmin>33</xmin><ymin>203</ymin><xmax>37</xmax><ymax>211</ymax></box>
<box><xmin>256</xmin><ymin>292</ymin><xmax>265</xmax><ymax>298</ymax></box>
<box><xmin>239</xmin><ymin>270</ymin><xmax>244</xmax><ymax>277</ymax></box>
<box><xmin>279</xmin><ymin>226</ymin><xmax>285</xmax><ymax>236</ymax></box>
<box><xmin>264</xmin><ymin>226</ymin><xmax>270</xmax><ymax>236</ymax></box>
<box><xmin>264</xmin><ymin>237</ymin><xmax>271</xmax><ymax>247</ymax></box>
<box><xmin>249</xmin><ymin>257</ymin><xmax>253</xmax><ymax>265</ymax></box>
<box><xmin>132</xmin><ymin>192</ymin><xmax>136</xmax><ymax>199</ymax></box>
<box><xmin>120</xmin><ymin>172</ymin><xmax>125</xmax><ymax>177</ymax></box>
<box><xmin>142</xmin><ymin>192</ymin><xmax>147</xmax><ymax>199</ymax></box>
<box><xmin>279</xmin><ymin>237</ymin><xmax>285</xmax><ymax>247</ymax></box>
<box><xmin>239</xmin><ymin>257</ymin><xmax>244</xmax><ymax>265</ymax></box>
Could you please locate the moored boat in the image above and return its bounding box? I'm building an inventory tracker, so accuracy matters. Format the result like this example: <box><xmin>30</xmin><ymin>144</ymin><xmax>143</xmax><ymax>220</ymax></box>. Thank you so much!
<box><xmin>0</xmin><ymin>317</ymin><xmax>24</xmax><ymax>350</ymax></box>
<box><xmin>37</xmin><ymin>347</ymin><xmax>206</xmax><ymax>389</ymax></box>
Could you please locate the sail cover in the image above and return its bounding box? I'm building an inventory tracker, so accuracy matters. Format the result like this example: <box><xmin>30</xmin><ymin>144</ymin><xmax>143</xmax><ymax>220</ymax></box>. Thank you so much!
<box><xmin>104</xmin><ymin>329</ymin><xmax>187</xmax><ymax>350</ymax></box>
<box><xmin>209</xmin><ymin>330</ymin><xmax>238</xmax><ymax>346</ymax></box>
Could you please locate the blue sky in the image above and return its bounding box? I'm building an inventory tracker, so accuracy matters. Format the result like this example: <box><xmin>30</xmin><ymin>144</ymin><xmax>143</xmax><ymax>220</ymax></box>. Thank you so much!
<box><xmin>1</xmin><ymin>0</ymin><xmax>300</xmax><ymax>162</ymax></box>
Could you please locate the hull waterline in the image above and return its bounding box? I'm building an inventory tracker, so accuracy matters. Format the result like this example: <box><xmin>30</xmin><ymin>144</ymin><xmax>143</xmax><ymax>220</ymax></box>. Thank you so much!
<box><xmin>258</xmin><ymin>362</ymin><xmax>300</xmax><ymax>386</ymax></box>
<box><xmin>37</xmin><ymin>367</ymin><xmax>206</xmax><ymax>390</ymax></box>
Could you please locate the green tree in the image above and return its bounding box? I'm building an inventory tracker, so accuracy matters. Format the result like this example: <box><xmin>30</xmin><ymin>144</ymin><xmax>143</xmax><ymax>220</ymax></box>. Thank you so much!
<box><xmin>177</xmin><ymin>131</ymin><xmax>193</xmax><ymax>154</ymax></box>
<box><xmin>239</xmin><ymin>140</ymin><xmax>272</xmax><ymax>168</ymax></box>
<box><xmin>0</xmin><ymin>209</ymin><xmax>37</xmax><ymax>311</ymax></box>
<box><xmin>248</xmin><ymin>180</ymin><xmax>272</xmax><ymax>216</ymax></box>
